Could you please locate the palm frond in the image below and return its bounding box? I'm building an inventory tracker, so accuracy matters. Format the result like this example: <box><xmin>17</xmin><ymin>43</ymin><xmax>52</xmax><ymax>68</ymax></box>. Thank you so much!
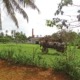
<box><xmin>11</xmin><ymin>0</ymin><xmax>29</xmax><ymax>22</ymax></box>
<box><xmin>25</xmin><ymin>0</ymin><xmax>40</xmax><ymax>13</ymax></box>
<box><xmin>19</xmin><ymin>0</ymin><xmax>40</xmax><ymax>13</ymax></box>
<box><xmin>3</xmin><ymin>0</ymin><xmax>40</xmax><ymax>28</ymax></box>
<box><xmin>3</xmin><ymin>0</ymin><xmax>19</xmax><ymax>28</ymax></box>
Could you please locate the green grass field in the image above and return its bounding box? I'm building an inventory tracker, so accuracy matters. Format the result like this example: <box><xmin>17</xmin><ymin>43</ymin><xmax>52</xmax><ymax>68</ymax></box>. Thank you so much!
<box><xmin>0</xmin><ymin>43</ymin><xmax>80</xmax><ymax>80</ymax></box>
<box><xmin>0</xmin><ymin>43</ymin><xmax>57</xmax><ymax>67</ymax></box>
<box><xmin>0</xmin><ymin>43</ymin><xmax>80</xmax><ymax>68</ymax></box>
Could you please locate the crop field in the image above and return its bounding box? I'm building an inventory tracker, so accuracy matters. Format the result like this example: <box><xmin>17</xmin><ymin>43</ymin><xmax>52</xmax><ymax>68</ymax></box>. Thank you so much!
<box><xmin>0</xmin><ymin>43</ymin><xmax>80</xmax><ymax>80</ymax></box>
<box><xmin>0</xmin><ymin>43</ymin><xmax>57</xmax><ymax>67</ymax></box>
<box><xmin>0</xmin><ymin>43</ymin><xmax>80</xmax><ymax>68</ymax></box>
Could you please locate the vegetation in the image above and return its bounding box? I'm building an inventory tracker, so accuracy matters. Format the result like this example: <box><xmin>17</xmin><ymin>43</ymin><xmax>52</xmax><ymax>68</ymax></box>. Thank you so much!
<box><xmin>45</xmin><ymin>1</ymin><xmax>80</xmax><ymax>79</ymax></box>
<box><xmin>0</xmin><ymin>0</ymin><xmax>80</xmax><ymax>80</ymax></box>
<box><xmin>0</xmin><ymin>43</ymin><xmax>80</xmax><ymax>80</ymax></box>
<box><xmin>52</xmin><ymin>45</ymin><xmax>80</xmax><ymax>80</ymax></box>
<box><xmin>0</xmin><ymin>31</ymin><xmax>27</xmax><ymax>43</ymax></box>
<box><xmin>0</xmin><ymin>0</ymin><xmax>40</xmax><ymax>28</ymax></box>
<box><xmin>0</xmin><ymin>28</ymin><xmax>80</xmax><ymax>80</ymax></box>
<box><xmin>46</xmin><ymin>0</ymin><xmax>80</xmax><ymax>30</ymax></box>
<box><xmin>52</xmin><ymin>29</ymin><xmax>79</xmax><ymax>45</ymax></box>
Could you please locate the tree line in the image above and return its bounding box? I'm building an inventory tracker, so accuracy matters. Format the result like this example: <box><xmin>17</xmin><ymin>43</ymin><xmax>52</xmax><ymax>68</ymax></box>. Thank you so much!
<box><xmin>0</xmin><ymin>30</ymin><xmax>27</xmax><ymax>43</ymax></box>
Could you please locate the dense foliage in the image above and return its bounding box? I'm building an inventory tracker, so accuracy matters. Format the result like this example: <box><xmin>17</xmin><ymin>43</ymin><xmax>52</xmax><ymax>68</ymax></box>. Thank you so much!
<box><xmin>0</xmin><ymin>31</ymin><xmax>27</xmax><ymax>43</ymax></box>
<box><xmin>52</xmin><ymin>30</ymin><xmax>79</xmax><ymax>45</ymax></box>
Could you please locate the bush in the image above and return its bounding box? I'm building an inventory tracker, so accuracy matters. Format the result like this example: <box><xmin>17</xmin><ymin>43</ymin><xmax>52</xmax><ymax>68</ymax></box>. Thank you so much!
<box><xmin>52</xmin><ymin>45</ymin><xmax>80</xmax><ymax>80</ymax></box>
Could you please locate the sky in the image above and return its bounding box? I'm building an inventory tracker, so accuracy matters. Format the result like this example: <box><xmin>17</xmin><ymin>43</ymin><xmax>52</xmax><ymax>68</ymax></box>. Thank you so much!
<box><xmin>1</xmin><ymin>0</ymin><xmax>80</xmax><ymax>37</ymax></box>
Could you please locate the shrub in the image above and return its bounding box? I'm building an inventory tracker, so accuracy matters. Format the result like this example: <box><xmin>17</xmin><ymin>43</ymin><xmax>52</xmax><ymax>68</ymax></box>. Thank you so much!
<box><xmin>51</xmin><ymin>45</ymin><xmax>80</xmax><ymax>80</ymax></box>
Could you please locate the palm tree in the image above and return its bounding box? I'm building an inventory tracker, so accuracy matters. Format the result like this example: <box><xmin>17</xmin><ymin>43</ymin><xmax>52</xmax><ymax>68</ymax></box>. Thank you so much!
<box><xmin>0</xmin><ymin>8</ymin><xmax>2</xmax><ymax>30</ymax></box>
<box><xmin>11</xmin><ymin>30</ymin><xmax>14</xmax><ymax>37</ymax></box>
<box><xmin>5</xmin><ymin>30</ymin><xmax>8</xmax><ymax>36</ymax></box>
<box><xmin>0</xmin><ymin>0</ymin><xmax>40</xmax><ymax>28</ymax></box>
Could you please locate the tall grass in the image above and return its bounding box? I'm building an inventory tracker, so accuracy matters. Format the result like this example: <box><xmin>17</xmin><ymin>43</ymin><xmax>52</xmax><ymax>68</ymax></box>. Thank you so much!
<box><xmin>52</xmin><ymin>45</ymin><xmax>80</xmax><ymax>80</ymax></box>
<box><xmin>0</xmin><ymin>43</ymin><xmax>80</xmax><ymax>80</ymax></box>
<box><xmin>0</xmin><ymin>44</ymin><xmax>49</xmax><ymax>67</ymax></box>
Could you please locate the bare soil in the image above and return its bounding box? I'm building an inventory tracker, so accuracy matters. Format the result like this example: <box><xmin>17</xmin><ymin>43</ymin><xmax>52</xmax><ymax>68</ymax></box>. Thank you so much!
<box><xmin>0</xmin><ymin>60</ymin><xmax>70</xmax><ymax>80</ymax></box>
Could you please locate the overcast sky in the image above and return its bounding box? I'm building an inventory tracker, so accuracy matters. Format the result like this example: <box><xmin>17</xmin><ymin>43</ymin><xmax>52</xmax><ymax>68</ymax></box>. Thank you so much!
<box><xmin>1</xmin><ymin>0</ymin><xmax>80</xmax><ymax>37</ymax></box>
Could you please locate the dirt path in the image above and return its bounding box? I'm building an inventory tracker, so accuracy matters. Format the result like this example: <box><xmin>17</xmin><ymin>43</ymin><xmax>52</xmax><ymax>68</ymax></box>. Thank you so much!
<box><xmin>0</xmin><ymin>60</ymin><xmax>70</xmax><ymax>80</ymax></box>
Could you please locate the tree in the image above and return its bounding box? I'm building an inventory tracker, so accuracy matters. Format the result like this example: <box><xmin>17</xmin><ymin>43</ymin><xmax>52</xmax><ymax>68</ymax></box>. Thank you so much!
<box><xmin>14</xmin><ymin>31</ymin><xmax>27</xmax><ymax>43</ymax></box>
<box><xmin>11</xmin><ymin>30</ymin><xmax>14</xmax><ymax>38</ymax></box>
<box><xmin>52</xmin><ymin>30</ymin><xmax>78</xmax><ymax>44</ymax></box>
<box><xmin>46</xmin><ymin>0</ymin><xmax>80</xmax><ymax>29</ymax></box>
<box><xmin>5</xmin><ymin>30</ymin><xmax>8</xmax><ymax>36</ymax></box>
<box><xmin>0</xmin><ymin>9</ymin><xmax>2</xmax><ymax>30</ymax></box>
<box><xmin>46</xmin><ymin>0</ymin><xmax>80</xmax><ymax>44</ymax></box>
<box><xmin>0</xmin><ymin>0</ymin><xmax>40</xmax><ymax>29</ymax></box>
<box><xmin>0</xmin><ymin>32</ymin><xmax>4</xmax><ymax>37</ymax></box>
<box><xmin>11</xmin><ymin>30</ymin><xmax>16</xmax><ymax>38</ymax></box>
